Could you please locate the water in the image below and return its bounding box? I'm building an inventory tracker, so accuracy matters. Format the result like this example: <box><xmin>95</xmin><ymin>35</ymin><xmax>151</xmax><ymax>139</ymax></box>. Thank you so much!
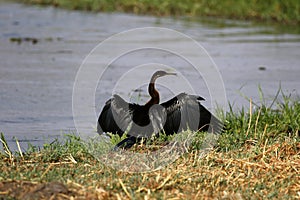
<box><xmin>0</xmin><ymin>1</ymin><xmax>299</xmax><ymax>151</ymax></box>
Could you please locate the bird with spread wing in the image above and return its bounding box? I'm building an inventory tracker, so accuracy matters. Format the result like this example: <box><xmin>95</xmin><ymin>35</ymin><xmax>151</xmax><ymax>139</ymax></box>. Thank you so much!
<box><xmin>97</xmin><ymin>70</ymin><xmax>222</xmax><ymax>149</ymax></box>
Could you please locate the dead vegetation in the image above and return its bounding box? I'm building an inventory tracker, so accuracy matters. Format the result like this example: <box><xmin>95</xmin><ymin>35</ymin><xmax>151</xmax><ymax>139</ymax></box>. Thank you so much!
<box><xmin>0</xmin><ymin>140</ymin><xmax>299</xmax><ymax>199</ymax></box>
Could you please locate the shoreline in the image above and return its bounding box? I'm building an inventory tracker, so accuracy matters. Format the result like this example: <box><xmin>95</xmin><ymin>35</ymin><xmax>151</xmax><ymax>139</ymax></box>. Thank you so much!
<box><xmin>17</xmin><ymin>0</ymin><xmax>300</xmax><ymax>25</ymax></box>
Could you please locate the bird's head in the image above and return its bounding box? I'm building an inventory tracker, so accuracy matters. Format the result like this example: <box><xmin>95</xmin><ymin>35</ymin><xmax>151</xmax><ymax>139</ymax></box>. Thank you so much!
<box><xmin>151</xmin><ymin>70</ymin><xmax>177</xmax><ymax>82</ymax></box>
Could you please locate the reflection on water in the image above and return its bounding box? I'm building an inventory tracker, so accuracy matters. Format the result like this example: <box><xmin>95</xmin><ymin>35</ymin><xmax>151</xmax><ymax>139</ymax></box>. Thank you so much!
<box><xmin>0</xmin><ymin>1</ymin><xmax>299</xmax><ymax>151</ymax></box>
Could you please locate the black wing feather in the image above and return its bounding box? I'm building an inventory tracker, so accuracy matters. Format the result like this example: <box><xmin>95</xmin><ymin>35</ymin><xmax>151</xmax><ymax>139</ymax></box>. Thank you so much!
<box><xmin>161</xmin><ymin>93</ymin><xmax>222</xmax><ymax>135</ymax></box>
<box><xmin>97</xmin><ymin>94</ymin><xmax>152</xmax><ymax>137</ymax></box>
<box><xmin>98</xmin><ymin>94</ymin><xmax>135</xmax><ymax>136</ymax></box>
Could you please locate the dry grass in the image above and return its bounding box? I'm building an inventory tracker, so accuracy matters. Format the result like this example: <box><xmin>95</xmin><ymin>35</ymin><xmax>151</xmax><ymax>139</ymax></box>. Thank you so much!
<box><xmin>0</xmin><ymin>140</ymin><xmax>299</xmax><ymax>199</ymax></box>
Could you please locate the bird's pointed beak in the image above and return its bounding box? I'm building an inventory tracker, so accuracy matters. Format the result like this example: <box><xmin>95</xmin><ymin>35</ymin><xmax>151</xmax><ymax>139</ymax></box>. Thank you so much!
<box><xmin>166</xmin><ymin>72</ymin><xmax>177</xmax><ymax>76</ymax></box>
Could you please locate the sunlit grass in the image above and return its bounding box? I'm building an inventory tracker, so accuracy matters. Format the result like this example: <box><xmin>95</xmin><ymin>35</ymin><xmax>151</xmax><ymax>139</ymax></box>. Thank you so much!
<box><xmin>219</xmin><ymin>89</ymin><xmax>300</xmax><ymax>152</ymax></box>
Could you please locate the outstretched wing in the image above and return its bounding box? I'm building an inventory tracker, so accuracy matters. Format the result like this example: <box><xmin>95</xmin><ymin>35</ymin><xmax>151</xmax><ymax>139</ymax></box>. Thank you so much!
<box><xmin>97</xmin><ymin>94</ymin><xmax>138</xmax><ymax>136</ymax></box>
<box><xmin>161</xmin><ymin>93</ymin><xmax>222</xmax><ymax>135</ymax></box>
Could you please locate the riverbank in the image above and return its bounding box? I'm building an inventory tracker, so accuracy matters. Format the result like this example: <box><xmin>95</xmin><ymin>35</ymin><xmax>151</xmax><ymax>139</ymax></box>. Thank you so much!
<box><xmin>0</xmin><ymin>2</ymin><xmax>299</xmax><ymax>198</ymax></box>
<box><xmin>1</xmin><ymin>94</ymin><xmax>299</xmax><ymax>199</ymax></box>
<box><xmin>18</xmin><ymin>0</ymin><xmax>300</xmax><ymax>25</ymax></box>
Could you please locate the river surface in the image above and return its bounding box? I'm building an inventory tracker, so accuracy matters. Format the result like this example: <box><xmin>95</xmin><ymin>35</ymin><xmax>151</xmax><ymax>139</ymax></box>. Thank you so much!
<box><xmin>0</xmin><ymin>1</ymin><xmax>299</xmax><ymax>151</ymax></box>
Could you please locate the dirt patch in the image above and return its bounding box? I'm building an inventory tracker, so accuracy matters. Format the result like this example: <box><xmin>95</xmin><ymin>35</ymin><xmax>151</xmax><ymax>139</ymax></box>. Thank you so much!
<box><xmin>0</xmin><ymin>181</ymin><xmax>72</xmax><ymax>199</ymax></box>
<box><xmin>0</xmin><ymin>180</ymin><xmax>111</xmax><ymax>200</ymax></box>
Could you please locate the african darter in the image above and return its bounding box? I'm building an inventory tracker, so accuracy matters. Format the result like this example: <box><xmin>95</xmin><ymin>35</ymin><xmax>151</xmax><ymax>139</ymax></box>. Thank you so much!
<box><xmin>97</xmin><ymin>70</ymin><xmax>222</xmax><ymax>149</ymax></box>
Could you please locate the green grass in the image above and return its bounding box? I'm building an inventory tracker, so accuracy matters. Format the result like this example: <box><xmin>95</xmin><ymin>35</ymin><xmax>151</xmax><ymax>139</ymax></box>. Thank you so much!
<box><xmin>219</xmin><ymin>90</ymin><xmax>300</xmax><ymax>151</ymax></box>
<box><xmin>18</xmin><ymin>0</ymin><xmax>300</xmax><ymax>25</ymax></box>
<box><xmin>0</xmin><ymin>91</ymin><xmax>299</xmax><ymax>199</ymax></box>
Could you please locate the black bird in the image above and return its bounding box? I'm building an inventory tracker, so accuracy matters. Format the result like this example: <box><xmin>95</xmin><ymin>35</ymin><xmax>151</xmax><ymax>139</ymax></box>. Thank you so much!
<box><xmin>97</xmin><ymin>70</ymin><xmax>222</xmax><ymax>149</ymax></box>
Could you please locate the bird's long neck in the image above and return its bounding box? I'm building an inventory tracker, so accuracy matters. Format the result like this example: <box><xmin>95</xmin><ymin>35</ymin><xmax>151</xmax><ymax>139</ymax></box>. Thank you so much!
<box><xmin>145</xmin><ymin>77</ymin><xmax>159</xmax><ymax>106</ymax></box>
